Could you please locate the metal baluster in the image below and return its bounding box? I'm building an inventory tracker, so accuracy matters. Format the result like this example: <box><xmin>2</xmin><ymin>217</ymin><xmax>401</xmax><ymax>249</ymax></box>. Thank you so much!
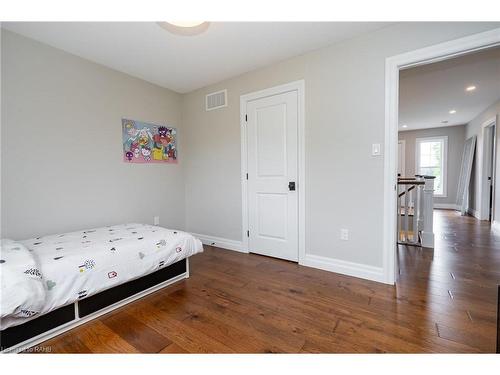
<box><xmin>412</xmin><ymin>183</ymin><xmax>418</xmax><ymax>243</ymax></box>
<box><xmin>397</xmin><ymin>190</ymin><xmax>401</xmax><ymax>242</ymax></box>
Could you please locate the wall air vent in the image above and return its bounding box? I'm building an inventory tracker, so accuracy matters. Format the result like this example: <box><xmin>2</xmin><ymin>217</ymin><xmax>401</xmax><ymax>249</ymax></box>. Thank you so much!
<box><xmin>206</xmin><ymin>89</ymin><xmax>227</xmax><ymax>111</ymax></box>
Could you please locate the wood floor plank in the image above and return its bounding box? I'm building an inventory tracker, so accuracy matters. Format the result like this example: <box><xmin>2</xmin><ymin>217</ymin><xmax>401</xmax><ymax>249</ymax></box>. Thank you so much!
<box><xmin>101</xmin><ymin>310</ymin><xmax>172</xmax><ymax>353</ymax></box>
<box><xmin>73</xmin><ymin>320</ymin><xmax>140</xmax><ymax>353</ymax></box>
<box><xmin>36</xmin><ymin>333</ymin><xmax>92</xmax><ymax>354</ymax></box>
<box><xmin>125</xmin><ymin>300</ymin><xmax>235</xmax><ymax>353</ymax></box>
<box><xmin>164</xmin><ymin>289</ymin><xmax>304</xmax><ymax>352</ymax></box>
<box><xmin>159</xmin><ymin>343</ymin><xmax>189</xmax><ymax>353</ymax></box>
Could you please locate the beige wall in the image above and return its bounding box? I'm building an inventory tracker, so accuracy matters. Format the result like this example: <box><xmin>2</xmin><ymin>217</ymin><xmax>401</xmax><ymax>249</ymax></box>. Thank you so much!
<box><xmin>1</xmin><ymin>31</ymin><xmax>185</xmax><ymax>239</ymax></box>
<box><xmin>182</xmin><ymin>22</ymin><xmax>500</xmax><ymax>269</ymax></box>
<box><xmin>466</xmin><ymin>99</ymin><xmax>500</xmax><ymax>217</ymax></box>
<box><xmin>398</xmin><ymin>125</ymin><xmax>466</xmax><ymax>206</ymax></box>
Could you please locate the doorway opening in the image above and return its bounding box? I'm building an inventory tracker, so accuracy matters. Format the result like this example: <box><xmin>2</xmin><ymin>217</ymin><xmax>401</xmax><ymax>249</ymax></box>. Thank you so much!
<box><xmin>388</xmin><ymin>34</ymin><xmax>500</xmax><ymax>352</ymax></box>
<box><xmin>384</xmin><ymin>27</ymin><xmax>500</xmax><ymax>284</ymax></box>
<box><xmin>396</xmin><ymin>45</ymin><xmax>500</xmax><ymax>262</ymax></box>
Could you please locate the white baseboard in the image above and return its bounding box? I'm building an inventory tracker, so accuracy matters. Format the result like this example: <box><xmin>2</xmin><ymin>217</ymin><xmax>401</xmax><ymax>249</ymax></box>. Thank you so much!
<box><xmin>434</xmin><ymin>203</ymin><xmax>459</xmax><ymax>210</ymax></box>
<box><xmin>300</xmin><ymin>253</ymin><xmax>385</xmax><ymax>284</ymax></box>
<box><xmin>433</xmin><ymin>204</ymin><xmax>484</xmax><ymax>219</ymax></box>
<box><xmin>192</xmin><ymin>234</ymin><xmax>387</xmax><ymax>283</ymax></box>
<box><xmin>491</xmin><ymin>221</ymin><xmax>500</xmax><ymax>235</ymax></box>
<box><xmin>467</xmin><ymin>208</ymin><xmax>480</xmax><ymax>219</ymax></box>
<box><xmin>191</xmin><ymin>232</ymin><xmax>246</xmax><ymax>253</ymax></box>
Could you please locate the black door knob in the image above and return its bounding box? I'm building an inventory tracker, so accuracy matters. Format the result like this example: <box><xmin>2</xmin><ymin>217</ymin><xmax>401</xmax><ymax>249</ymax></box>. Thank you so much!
<box><xmin>288</xmin><ymin>181</ymin><xmax>296</xmax><ymax>191</ymax></box>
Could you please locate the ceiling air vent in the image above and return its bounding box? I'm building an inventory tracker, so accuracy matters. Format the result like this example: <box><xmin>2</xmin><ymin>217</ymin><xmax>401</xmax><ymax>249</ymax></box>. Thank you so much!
<box><xmin>206</xmin><ymin>89</ymin><xmax>227</xmax><ymax>111</ymax></box>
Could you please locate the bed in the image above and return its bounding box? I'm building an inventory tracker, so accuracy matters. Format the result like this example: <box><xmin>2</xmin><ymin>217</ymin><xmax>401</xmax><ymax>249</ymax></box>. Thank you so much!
<box><xmin>0</xmin><ymin>223</ymin><xmax>203</xmax><ymax>352</ymax></box>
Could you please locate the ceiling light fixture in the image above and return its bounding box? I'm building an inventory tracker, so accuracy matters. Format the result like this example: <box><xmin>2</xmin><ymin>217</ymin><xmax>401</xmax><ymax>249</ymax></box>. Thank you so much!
<box><xmin>449</xmin><ymin>109</ymin><xmax>457</xmax><ymax>114</ymax></box>
<box><xmin>157</xmin><ymin>21</ymin><xmax>210</xmax><ymax>36</ymax></box>
<box><xmin>466</xmin><ymin>85</ymin><xmax>476</xmax><ymax>92</ymax></box>
<box><xmin>401</xmin><ymin>125</ymin><xmax>408</xmax><ymax>128</ymax></box>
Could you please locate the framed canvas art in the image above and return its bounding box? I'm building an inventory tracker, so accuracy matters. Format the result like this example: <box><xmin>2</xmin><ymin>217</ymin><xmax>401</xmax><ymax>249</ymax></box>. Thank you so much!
<box><xmin>122</xmin><ymin>118</ymin><xmax>178</xmax><ymax>164</ymax></box>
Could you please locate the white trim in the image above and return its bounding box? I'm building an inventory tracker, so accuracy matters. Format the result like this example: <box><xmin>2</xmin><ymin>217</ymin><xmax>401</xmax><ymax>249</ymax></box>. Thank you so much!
<box><xmin>185</xmin><ymin>257</ymin><xmax>190</xmax><ymax>278</ymax></box>
<box><xmin>192</xmin><ymin>232</ymin><xmax>245</xmax><ymax>253</ymax></box>
<box><xmin>240</xmin><ymin>94</ymin><xmax>249</xmax><ymax>253</ymax></box>
<box><xmin>491</xmin><ymin>220</ymin><xmax>500</xmax><ymax>235</ymax></box>
<box><xmin>240</xmin><ymin>80</ymin><xmax>306</xmax><ymax>263</ymax></box>
<box><xmin>2</xmin><ymin>269</ymin><xmax>189</xmax><ymax>353</ymax></box>
<box><xmin>384</xmin><ymin>27</ymin><xmax>500</xmax><ymax>285</ymax></box>
<box><xmin>479</xmin><ymin>116</ymin><xmax>497</xmax><ymax>221</ymax></box>
<box><xmin>468</xmin><ymin>208</ymin><xmax>480</xmax><ymax>219</ymax></box>
<box><xmin>434</xmin><ymin>203</ymin><xmax>460</xmax><ymax>210</ymax></box>
<box><xmin>398</xmin><ymin>139</ymin><xmax>406</xmax><ymax>177</ymax></box>
<box><xmin>301</xmin><ymin>254</ymin><xmax>385</xmax><ymax>284</ymax></box>
<box><xmin>415</xmin><ymin>135</ymin><xmax>448</xmax><ymax>197</ymax></box>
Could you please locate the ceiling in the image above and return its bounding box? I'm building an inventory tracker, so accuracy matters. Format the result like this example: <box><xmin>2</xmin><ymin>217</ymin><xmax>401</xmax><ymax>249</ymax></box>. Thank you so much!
<box><xmin>2</xmin><ymin>22</ymin><xmax>390</xmax><ymax>93</ymax></box>
<box><xmin>399</xmin><ymin>46</ymin><xmax>500</xmax><ymax>131</ymax></box>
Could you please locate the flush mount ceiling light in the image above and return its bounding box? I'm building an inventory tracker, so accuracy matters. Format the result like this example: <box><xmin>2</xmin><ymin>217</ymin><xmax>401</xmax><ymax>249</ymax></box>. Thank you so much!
<box><xmin>157</xmin><ymin>21</ymin><xmax>210</xmax><ymax>36</ymax></box>
<box><xmin>466</xmin><ymin>85</ymin><xmax>477</xmax><ymax>92</ymax></box>
<box><xmin>401</xmin><ymin>124</ymin><xmax>408</xmax><ymax>128</ymax></box>
<box><xmin>449</xmin><ymin>109</ymin><xmax>457</xmax><ymax>114</ymax></box>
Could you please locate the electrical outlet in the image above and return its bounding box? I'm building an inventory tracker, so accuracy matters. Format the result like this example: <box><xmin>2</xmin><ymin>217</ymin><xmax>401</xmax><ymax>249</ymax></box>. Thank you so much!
<box><xmin>340</xmin><ymin>229</ymin><xmax>349</xmax><ymax>241</ymax></box>
<box><xmin>153</xmin><ymin>216</ymin><xmax>160</xmax><ymax>225</ymax></box>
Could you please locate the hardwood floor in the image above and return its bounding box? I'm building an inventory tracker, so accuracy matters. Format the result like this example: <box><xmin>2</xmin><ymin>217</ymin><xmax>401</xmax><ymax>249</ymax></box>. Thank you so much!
<box><xmin>36</xmin><ymin>210</ymin><xmax>499</xmax><ymax>353</ymax></box>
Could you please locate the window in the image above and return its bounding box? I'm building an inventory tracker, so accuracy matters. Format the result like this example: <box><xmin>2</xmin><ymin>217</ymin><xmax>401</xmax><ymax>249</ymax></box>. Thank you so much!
<box><xmin>416</xmin><ymin>136</ymin><xmax>448</xmax><ymax>197</ymax></box>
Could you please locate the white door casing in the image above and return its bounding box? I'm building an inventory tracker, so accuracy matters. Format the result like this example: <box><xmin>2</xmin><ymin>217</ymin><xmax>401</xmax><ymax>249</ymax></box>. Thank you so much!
<box><xmin>398</xmin><ymin>139</ymin><xmax>406</xmax><ymax>177</ymax></box>
<box><xmin>245</xmin><ymin>90</ymin><xmax>299</xmax><ymax>261</ymax></box>
<box><xmin>480</xmin><ymin>118</ymin><xmax>497</xmax><ymax>221</ymax></box>
<box><xmin>397</xmin><ymin>139</ymin><xmax>406</xmax><ymax>206</ymax></box>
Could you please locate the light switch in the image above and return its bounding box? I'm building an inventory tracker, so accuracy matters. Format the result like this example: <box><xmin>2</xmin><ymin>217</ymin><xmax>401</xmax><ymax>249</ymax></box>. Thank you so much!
<box><xmin>340</xmin><ymin>229</ymin><xmax>349</xmax><ymax>241</ymax></box>
<box><xmin>372</xmin><ymin>143</ymin><xmax>381</xmax><ymax>156</ymax></box>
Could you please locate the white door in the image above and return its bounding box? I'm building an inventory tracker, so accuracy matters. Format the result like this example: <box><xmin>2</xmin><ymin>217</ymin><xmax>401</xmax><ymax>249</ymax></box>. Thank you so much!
<box><xmin>246</xmin><ymin>90</ymin><xmax>298</xmax><ymax>261</ymax></box>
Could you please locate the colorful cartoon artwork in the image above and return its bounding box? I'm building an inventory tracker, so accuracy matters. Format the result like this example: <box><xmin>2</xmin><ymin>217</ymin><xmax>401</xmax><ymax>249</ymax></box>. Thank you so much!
<box><xmin>122</xmin><ymin>119</ymin><xmax>178</xmax><ymax>164</ymax></box>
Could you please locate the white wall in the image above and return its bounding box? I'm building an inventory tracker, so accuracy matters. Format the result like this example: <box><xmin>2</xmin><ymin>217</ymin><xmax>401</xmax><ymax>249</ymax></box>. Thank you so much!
<box><xmin>466</xmin><ymin>99</ymin><xmax>500</xmax><ymax>218</ymax></box>
<box><xmin>1</xmin><ymin>31</ymin><xmax>185</xmax><ymax>240</ymax></box>
<box><xmin>398</xmin><ymin>125</ymin><xmax>466</xmax><ymax>206</ymax></box>
<box><xmin>182</xmin><ymin>22</ymin><xmax>500</xmax><ymax>271</ymax></box>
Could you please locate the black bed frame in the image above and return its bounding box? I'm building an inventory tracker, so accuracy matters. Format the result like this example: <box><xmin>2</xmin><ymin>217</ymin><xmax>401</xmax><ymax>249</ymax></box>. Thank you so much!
<box><xmin>0</xmin><ymin>258</ymin><xmax>186</xmax><ymax>352</ymax></box>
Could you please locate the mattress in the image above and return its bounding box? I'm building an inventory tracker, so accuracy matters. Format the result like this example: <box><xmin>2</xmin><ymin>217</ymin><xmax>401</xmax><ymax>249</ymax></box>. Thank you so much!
<box><xmin>0</xmin><ymin>224</ymin><xmax>203</xmax><ymax>329</ymax></box>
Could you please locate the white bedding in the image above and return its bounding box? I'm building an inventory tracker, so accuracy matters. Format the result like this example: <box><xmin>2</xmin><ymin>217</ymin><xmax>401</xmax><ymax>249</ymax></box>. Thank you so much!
<box><xmin>0</xmin><ymin>224</ymin><xmax>203</xmax><ymax>330</ymax></box>
<box><xmin>0</xmin><ymin>239</ymin><xmax>46</xmax><ymax>329</ymax></box>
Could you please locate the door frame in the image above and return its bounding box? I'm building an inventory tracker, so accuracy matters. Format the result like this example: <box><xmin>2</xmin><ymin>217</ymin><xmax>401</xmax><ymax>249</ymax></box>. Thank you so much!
<box><xmin>398</xmin><ymin>139</ymin><xmax>406</xmax><ymax>177</ymax></box>
<box><xmin>480</xmin><ymin>117</ymin><xmax>498</xmax><ymax>221</ymax></box>
<box><xmin>384</xmin><ymin>27</ymin><xmax>500</xmax><ymax>284</ymax></box>
<box><xmin>240</xmin><ymin>80</ymin><xmax>305</xmax><ymax>262</ymax></box>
